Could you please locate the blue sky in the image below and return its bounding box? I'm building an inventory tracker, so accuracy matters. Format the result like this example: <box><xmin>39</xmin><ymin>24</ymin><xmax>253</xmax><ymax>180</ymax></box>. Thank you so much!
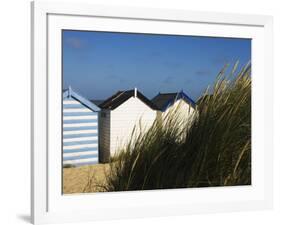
<box><xmin>63</xmin><ymin>30</ymin><xmax>251</xmax><ymax>101</ymax></box>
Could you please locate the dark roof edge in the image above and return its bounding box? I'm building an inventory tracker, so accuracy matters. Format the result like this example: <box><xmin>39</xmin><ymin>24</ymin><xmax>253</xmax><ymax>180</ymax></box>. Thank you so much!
<box><xmin>152</xmin><ymin>90</ymin><xmax>196</xmax><ymax>111</ymax></box>
<box><xmin>99</xmin><ymin>89</ymin><xmax>159</xmax><ymax>111</ymax></box>
<box><xmin>136</xmin><ymin>90</ymin><xmax>159</xmax><ymax>110</ymax></box>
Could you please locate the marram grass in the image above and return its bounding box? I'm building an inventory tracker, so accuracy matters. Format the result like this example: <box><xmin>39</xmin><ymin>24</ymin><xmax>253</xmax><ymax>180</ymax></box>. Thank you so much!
<box><xmin>99</xmin><ymin>63</ymin><xmax>251</xmax><ymax>192</ymax></box>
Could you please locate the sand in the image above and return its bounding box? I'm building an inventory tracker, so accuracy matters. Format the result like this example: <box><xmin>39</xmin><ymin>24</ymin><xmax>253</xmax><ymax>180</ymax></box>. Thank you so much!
<box><xmin>63</xmin><ymin>163</ymin><xmax>110</xmax><ymax>194</ymax></box>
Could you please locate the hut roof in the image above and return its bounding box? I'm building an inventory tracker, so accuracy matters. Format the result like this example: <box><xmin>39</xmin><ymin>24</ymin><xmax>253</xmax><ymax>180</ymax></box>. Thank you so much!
<box><xmin>151</xmin><ymin>90</ymin><xmax>196</xmax><ymax>111</ymax></box>
<box><xmin>63</xmin><ymin>86</ymin><xmax>100</xmax><ymax>112</ymax></box>
<box><xmin>99</xmin><ymin>89</ymin><xmax>158</xmax><ymax>110</ymax></box>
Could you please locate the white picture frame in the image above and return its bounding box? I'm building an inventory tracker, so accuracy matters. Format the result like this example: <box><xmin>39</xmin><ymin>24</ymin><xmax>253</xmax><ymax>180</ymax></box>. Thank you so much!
<box><xmin>31</xmin><ymin>1</ymin><xmax>273</xmax><ymax>224</ymax></box>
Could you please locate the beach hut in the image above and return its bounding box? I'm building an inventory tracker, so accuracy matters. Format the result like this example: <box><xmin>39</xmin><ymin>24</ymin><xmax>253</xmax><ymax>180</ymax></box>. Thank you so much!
<box><xmin>151</xmin><ymin>90</ymin><xmax>197</xmax><ymax>123</ymax></box>
<box><xmin>98</xmin><ymin>88</ymin><xmax>158</xmax><ymax>162</ymax></box>
<box><xmin>63</xmin><ymin>87</ymin><xmax>100</xmax><ymax>167</ymax></box>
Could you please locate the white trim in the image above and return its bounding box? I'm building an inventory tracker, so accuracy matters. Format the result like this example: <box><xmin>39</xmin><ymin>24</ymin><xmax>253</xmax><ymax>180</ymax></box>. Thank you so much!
<box><xmin>63</xmin><ymin>100</ymin><xmax>80</xmax><ymax>105</ymax></box>
<box><xmin>63</xmin><ymin>130</ymin><xmax>97</xmax><ymax>135</ymax></box>
<box><xmin>63</xmin><ymin>151</ymin><xmax>98</xmax><ymax>158</ymax></box>
<box><xmin>63</xmin><ymin>136</ymin><xmax>98</xmax><ymax>143</ymax></box>
<box><xmin>31</xmin><ymin>1</ymin><xmax>273</xmax><ymax>224</ymax></box>
<box><xmin>63</xmin><ymin>115</ymin><xmax>98</xmax><ymax>120</ymax></box>
<box><xmin>63</xmin><ymin>143</ymin><xmax>98</xmax><ymax>150</ymax></box>
<box><xmin>63</xmin><ymin>123</ymin><xmax>97</xmax><ymax>128</ymax></box>
<box><xmin>63</xmin><ymin>157</ymin><xmax>99</xmax><ymax>165</ymax></box>
<box><xmin>63</xmin><ymin>108</ymin><xmax>92</xmax><ymax>113</ymax></box>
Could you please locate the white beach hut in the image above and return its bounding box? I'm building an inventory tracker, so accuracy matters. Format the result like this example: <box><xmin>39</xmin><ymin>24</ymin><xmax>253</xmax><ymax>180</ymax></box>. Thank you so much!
<box><xmin>63</xmin><ymin>87</ymin><xmax>100</xmax><ymax>167</ymax></box>
<box><xmin>151</xmin><ymin>90</ymin><xmax>197</xmax><ymax>123</ymax></box>
<box><xmin>98</xmin><ymin>88</ymin><xmax>158</xmax><ymax>162</ymax></box>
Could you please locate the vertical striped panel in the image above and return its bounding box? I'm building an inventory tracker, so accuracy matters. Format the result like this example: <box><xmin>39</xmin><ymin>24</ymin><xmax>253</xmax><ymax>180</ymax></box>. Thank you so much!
<box><xmin>63</xmin><ymin>96</ymin><xmax>99</xmax><ymax>167</ymax></box>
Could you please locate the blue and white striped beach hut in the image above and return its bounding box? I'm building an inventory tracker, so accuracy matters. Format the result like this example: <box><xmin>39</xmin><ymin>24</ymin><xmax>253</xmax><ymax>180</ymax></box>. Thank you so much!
<box><xmin>63</xmin><ymin>87</ymin><xmax>100</xmax><ymax>167</ymax></box>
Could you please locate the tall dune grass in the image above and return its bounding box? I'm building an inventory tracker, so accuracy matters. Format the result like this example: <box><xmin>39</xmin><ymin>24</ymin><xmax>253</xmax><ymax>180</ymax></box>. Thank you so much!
<box><xmin>102</xmin><ymin>63</ymin><xmax>251</xmax><ymax>191</ymax></box>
